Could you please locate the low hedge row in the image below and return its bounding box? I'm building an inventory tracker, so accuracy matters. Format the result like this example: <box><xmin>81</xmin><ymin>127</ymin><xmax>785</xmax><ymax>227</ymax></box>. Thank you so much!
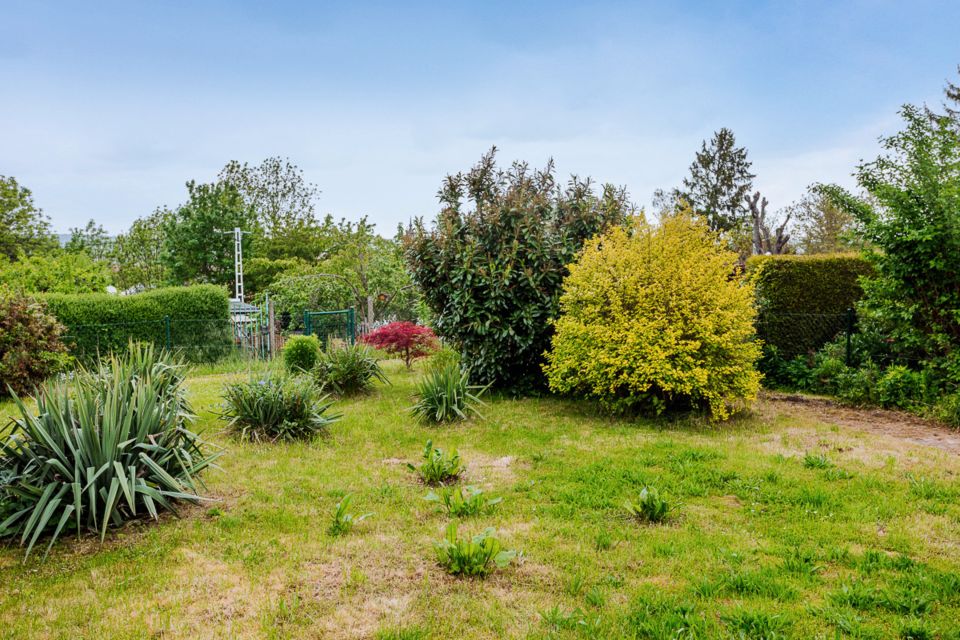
<box><xmin>40</xmin><ymin>285</ymin><xmax>232</xmax><ymax>361</ymax></box>
<box><xmin>746</xmin><ymin>254</ymin><xmax>873</xmax><ymax>358</ymax></box>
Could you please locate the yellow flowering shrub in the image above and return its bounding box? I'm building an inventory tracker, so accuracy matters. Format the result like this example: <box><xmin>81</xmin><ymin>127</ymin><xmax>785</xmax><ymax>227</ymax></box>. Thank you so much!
<box><xmin>543</xmin><ymin>213</ymin><xmax>762</xmax><ymax>419</ymax></box>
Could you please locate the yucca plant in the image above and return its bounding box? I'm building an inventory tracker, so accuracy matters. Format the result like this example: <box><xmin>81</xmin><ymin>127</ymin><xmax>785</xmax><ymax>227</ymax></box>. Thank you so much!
<box><xmin>434</xmin><ymin>522</ymin><xmax>517</xmax><ymax>577</ymax></box>
<box><xmin>312</xmin><ymin>344</ymin><xmax>388</xmax><ymax>396</ymax></box>
<box><xmin>328</xmin><ymin>493</ymin><xmax>373</xmax><ymax>537</ymax></box>
<box><xmin>623</xmin><ymin>486</ymin><xmax>675</xmax><ymax>524</ymax></box>
<box><xmin>410</xmin><ymin>363</ymin><xmax>486</xmax><ymax>423</ymax></box>
<box><xmin>424</xmin><ymin>485</ymin><xmax>501</xmax><ymax>518</ymax></box>
<box><xmin>220</xmin><ymin>374</ymin><xmax>340</xmax><ymax>443</ymax></box>
<box><xmin>407</xmin><ymin>440</ymin><xmax>464</xmax><ymax>485</ymax></box>
<box><xmin>0</xmin><ymin>342</ymin><xmax>220</xmax><ymax>560</ymax></box>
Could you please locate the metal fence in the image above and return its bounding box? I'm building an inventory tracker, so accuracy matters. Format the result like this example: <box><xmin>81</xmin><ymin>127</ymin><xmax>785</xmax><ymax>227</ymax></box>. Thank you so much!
<box><xmin>303</xmin><ymin>309</ymin><xmax>356</xmax><ymax>348</ymax></box>
<box><xmin>756</xmin><ymin>309</ymin><xmax>857</xmax><ymax>364</ymax></box>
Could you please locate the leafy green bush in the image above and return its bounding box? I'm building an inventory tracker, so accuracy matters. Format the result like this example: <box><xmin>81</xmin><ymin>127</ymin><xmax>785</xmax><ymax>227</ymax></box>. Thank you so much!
<box><xmin>433</xmin><ymin>522</ymin><xmax>517</xmax><ymax>577</ymax></box>
<box><xmin>411</xmin><ymin>363</ymin><xmax>486</xmax><ymax>423</ymax></box>
<box><xmin>544</xmin><ymin>213</ymin><xmax>761</xmax><ymax>420</ymax></box>
<box><xmin>405</xmin><ymin>148</ymin><xmax>631</xmax><ymax>392</ymax></box>
<box><xmin>623</xmin><ymin>487</ymin><xmax>674</xmax><ymax>524</ymax></box>
<box><xmin>424</xmin><ymin>485</ymin><xmax>501</xmax><ymax>518</ymax></box>
<box><xmin>220</xmin><ymin>374</ymin><xmax>340</xmax><ymax>442</ymax></box>
<box><xmin>327</xmin><ymin>493</ymin><xmax>372</xmax><ymax>537</ymax></box>
<box><xmin>876</xmin><ymin>365</ymin><xmax>926</xmax><ymax>410</ymax></box>
<box><xmin>0</xmin><ymin>287</ymin><xmax>70</xmax><ymax>397</ymax></box>
<box><xmin>407</xmin><ymin>440</ymin><xmax>464</xmax><ymax>485</ymax></box>
<box><xmin>312</xmin><ymin>343</ymin><xmax>387</xmax><ymax>396</ymax></box>
<box><xmin>0</xmin><ymin>251</ymin><xmax>111</xmax><ymax>294</ymax></box>
<box><xmin>40</xmin><ymin>284</ymin><xmax>231</xmax><ymax>362</ymax></box>
<box><xmin>283</xmin><ymin>334</ymin><xmax>321</xmax><ymax>372</ymax></box>
<box><xmin>0</xmin><ymin>343</ymin><xmax>219</xmax><ymax>559</ymax></box>
<box><xmin>427</xmin><ymin>346</ymin><xmax>460</xmax><ymax>372</ymax></box>
<box><xmin>747</xmin><ymin>254</ymin><xmax>872</xmax><ymax>359</ymax></box>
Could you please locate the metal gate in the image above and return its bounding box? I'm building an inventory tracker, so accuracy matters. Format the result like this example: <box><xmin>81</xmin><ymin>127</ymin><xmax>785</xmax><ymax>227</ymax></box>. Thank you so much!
<box><xmin>303</xmin><ymin>309</ymin><xmax>356</xmax><ymax>348</ymax></box>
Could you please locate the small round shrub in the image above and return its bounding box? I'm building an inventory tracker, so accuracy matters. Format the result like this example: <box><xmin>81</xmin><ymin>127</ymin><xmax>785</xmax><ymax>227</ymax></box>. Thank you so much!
<box><xmin>312</xmin><ymin>343</ymin><xmax>387</xmax><ymax>396</ymax></box>
<box><xmin>427</xmin><ymin>346</ymin><xmax>460</xmax><ymax>373</ymax></box>
<box><xmin>876</xmin><ymin>365</ymin><xmax>926</xmax><ymax>410</ymax></box>
<box><xmin>220</xmin><ymin>374</ymin><xmax>340</xmax><ymax>442</ymax></box>
<box><xmin>0</xmin><ymin>286</ymin><xmax>69</xmax><ymax>397</ymax></box>
<box><xmin>361</xmin><ymin>321</ymin><xmax>439</xmax><ymax>369</ymax></box>
<box><xmin>543</xmin><ymin>213</ymin><xmax>762</xmax><ymax>419</ymax></box>
<box><xmin>283</xmin><ymin>334</ymin><xmax>321</xmax><ymax>372</ymax></box>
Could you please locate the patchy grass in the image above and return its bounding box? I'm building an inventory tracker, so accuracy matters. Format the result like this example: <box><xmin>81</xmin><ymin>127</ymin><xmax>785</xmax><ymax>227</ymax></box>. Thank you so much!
<box><xmin>1</xmin><ymin>361</ymin><xmax>960</xmax><ymax>639</ymax></box>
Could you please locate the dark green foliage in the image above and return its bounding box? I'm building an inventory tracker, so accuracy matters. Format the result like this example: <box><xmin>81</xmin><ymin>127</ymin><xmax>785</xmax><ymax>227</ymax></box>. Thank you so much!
<box><xmin>747</xmin><ymin>253</ymin><xmax>873</xmax><ymax>359</ymax></box>
<box><xmin>161</xmin><ymin>180</ymin><xmax>258</xmax><ymax>287</ymax></box>
<box><xmin>0</xmin><ymin>175</ymin><xmax>58</xmax><ymax>260</ymax></box>
<box><xmin>433</xmin><ymin>522</ymin><xmax>517</xmax><ymax>577</ymax></box>
<box><xmin>311</xmin><ymin>344</ymin><xmax>387</xmax><ymax>396</ymax></box>
<box><xmin>407</xmin><ymin>440</ymin><xmax>464</xmax><ymax>485</ymax></box>
<box><xmin>0</xmin><ymin>343</ymin><xmax>219</xmax><ymax>560</ymax></box>
<box><xmin>405</xmin><ymin>147</ymin><xmax>631</xmax><ymax>391</ymax></box>
<box><xmin>40</xmin><ymin>285</ymin><xmax>231</xmax><ymax>362</ymax></box>
<box><xmin>821</xmin><ymin>106</ymin><xmax>960</xmax><ymax>376</ymax></box>
<box><xmin>220</xmin><ymin>374</ymin><xmax>340</xmax><ymax>442</ymax></box>
<box><xmin>283</xmin><ymin>335</ymin><xmax>321</xmax><ymax>372</ymax></box>
<box><xmin>410</xmin><ymin>363</ymin><xmax>486</xmax><ymax>423</ymax></box>
<box><xmin>677</xmin><ymin>127</ymin><xmax>755</xmax><ymax>232</ymax></box>
<box><xmin>0</xmin><ymin>287</ymin><xmax>69</xmax><ymax>397</ymax></box>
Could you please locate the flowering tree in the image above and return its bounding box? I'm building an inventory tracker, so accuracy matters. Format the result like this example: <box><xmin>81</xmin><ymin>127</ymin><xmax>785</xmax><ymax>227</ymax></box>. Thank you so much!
<box><xmin>362</xmin><ymin>321</ymin><xmax>438</xmax><ymax>369</ymax></box>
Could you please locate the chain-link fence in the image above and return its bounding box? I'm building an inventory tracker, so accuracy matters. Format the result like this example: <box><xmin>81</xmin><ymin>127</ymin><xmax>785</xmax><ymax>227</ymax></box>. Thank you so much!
<box><xmin>755</xmin><ymin>309</ymin><xmax>857</xmax><ymax>363</ymax></box>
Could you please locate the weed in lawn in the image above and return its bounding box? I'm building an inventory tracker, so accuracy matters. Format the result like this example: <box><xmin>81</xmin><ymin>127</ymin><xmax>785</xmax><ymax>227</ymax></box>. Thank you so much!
<box><xmin>585</xmin><ymin>585</ymin><xmax>606</xmax><ymax>608</ymax></box>
<box><xmin>423</xmin><ymin>485</ymin><xmax>501</xmax><ymax>518</ymax></box>
<box><xmin>594</xmin><ymin>530</ymin><xmax>613</xmax><ymax>551</ymax></box>
<box><xmin>566</xmin><ymin>570</ymin><xmax>587</xmax><ymax>596</ymax></box>
<box><xmin>376</xmin><ymin>627</ymin><xmax>428</xmax><ymax>640</ymax></box>
<box><xmin>780</xmin><ymin>547</ymin><xmax>825</xmax><ymax>577</ymax></box>
<box><xmin>907</xmin><ymin>474</ymin><xmax>946</xmax><ymax>500</ymax></box>
<box><xmin>433</xmin><ymin>522</ymin><xmax>517</xmax><ymax>577</ymax></box>
<box><xmin>899</xmin><ymin>617</ymin><xmax>934</xmax><ymax>640</ymax></box>
<box><xmin>540</xmin><ymin>605</ymin><xmax>586</xmax><ymax>631</ymax></box>
<box><xmin>327</xmin><ymin>494</ymin><xmax>373</xmax><ymax>537</ymax></box>
<box><xmin>407</xmin><ymin>440</ymin><xmax>465</xmax><ymax>485</ymax></box>
<box><xmin>803</xmin><ymin>452</ymin><xmax>833</xmax><ymax>469</ymax></box>
<box><xmin>721</xmin><ymin>608</ymin><xmax>788</xmax><ymax>639</ymax></box>
<box><xmin>624</xmin><ymin>596</ymin><xmax>710</xmax><ymax>638</ymax></box>
<box><xmin>623</xmin><ymin>486</ymin><xmax>675</xmax><ymax>523</ymax></box>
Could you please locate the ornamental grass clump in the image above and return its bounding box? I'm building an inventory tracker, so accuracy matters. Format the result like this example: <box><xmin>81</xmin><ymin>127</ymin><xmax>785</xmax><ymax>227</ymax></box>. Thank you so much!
<box><xmin>411</xmin><ymin>363</ymin><xmax>486</xmax><ymax>423</ymax></box>
<box><xmin>220</xmin><ymin>374</ymin><xmax>340</xmax><ymax>442</ymax></box>
<box><xmin>0</xmin><ymin>342</ymin><xmax>219</xmax><ymax>560</ymax></box>
<box><xmin>543</xmin><ymin>212</ymin><xmax>762</xmax><ymax>420</ymax></box>
<box><xmin>312</xmin><ymin>343</ymin><xmax>387</xmax><ymax>396</ymax></box>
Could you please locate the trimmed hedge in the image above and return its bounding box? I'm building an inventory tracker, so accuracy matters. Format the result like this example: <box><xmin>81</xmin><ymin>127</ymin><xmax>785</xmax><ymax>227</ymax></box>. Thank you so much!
<box><xmin>40</xmin><ymin>285</ymin><xmax>232</xmax><ymax>361</ymax></box>
<box><xmin>746</xmin><ymin>254</ymin><xmax>873</xmax><ymax>358</ymax></box>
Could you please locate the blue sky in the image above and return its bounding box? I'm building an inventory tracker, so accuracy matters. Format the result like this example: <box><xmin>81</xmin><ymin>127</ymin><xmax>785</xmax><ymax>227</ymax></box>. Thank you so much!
<box><xmin>2</xmin><ymin>1</ymin><xmax>958</xmax><ymax>234</ymax></box>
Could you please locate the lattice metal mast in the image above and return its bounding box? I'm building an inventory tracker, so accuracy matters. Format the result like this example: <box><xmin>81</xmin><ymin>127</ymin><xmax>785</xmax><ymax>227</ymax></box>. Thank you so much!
<box><xmin>221</xmin><ymin>227</ymin><xmax>250</xmax><ymax>301</ymax></box>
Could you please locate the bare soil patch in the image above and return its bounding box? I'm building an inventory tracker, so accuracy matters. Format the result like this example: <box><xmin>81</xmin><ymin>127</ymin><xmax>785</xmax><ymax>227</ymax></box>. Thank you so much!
<box><xmin>761</xmin><ymin>391</ymin><xmax>960</xmax><ymax>455</ymax></box>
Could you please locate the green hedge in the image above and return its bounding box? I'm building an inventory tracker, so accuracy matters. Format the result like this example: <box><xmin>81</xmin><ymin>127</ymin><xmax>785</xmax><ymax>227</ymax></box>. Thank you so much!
<box><xmin>40</xmin><ymin>285</ymin><xmax>232</xmax><ymax>361</ymax></box>
<box><xmin>746</xmin><ymin>254</ymin><xmax>873</xmax><ymax>358</ymax></box>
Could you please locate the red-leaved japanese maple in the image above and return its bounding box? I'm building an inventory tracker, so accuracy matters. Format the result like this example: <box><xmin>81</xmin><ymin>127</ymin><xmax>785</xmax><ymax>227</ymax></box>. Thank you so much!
<box><xmin>361</xmin><ymin>321</ymin><xmax>439</xmax><ymax>369</ymax></box>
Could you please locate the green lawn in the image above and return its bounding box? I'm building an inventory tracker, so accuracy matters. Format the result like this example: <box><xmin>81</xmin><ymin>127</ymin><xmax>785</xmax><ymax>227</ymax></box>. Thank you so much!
<box><xmin>2</xmin><ymin>361</ymin><xmax>959</xmax><ymax>639</ymax></box>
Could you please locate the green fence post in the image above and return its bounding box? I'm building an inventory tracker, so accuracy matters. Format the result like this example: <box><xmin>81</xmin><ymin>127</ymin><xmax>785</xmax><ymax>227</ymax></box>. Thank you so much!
<box><xmin>349</xmin><ymin>308</ymin><xmax>355</xmax><ymax>344</ymax></box>
<box><xmin>845</xmin><ymin>307</ymin><xmax>855</xmax><ymax>366</ymax></box>
<box><xmin>304</xmin><ymin>311</ymin><xmax>311</xmax><ymax>336</ymax></box>
<box><xmin>164</xmin><ymin>315</ymin><xmax>172</xmax><ymax>351</ymax></box>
